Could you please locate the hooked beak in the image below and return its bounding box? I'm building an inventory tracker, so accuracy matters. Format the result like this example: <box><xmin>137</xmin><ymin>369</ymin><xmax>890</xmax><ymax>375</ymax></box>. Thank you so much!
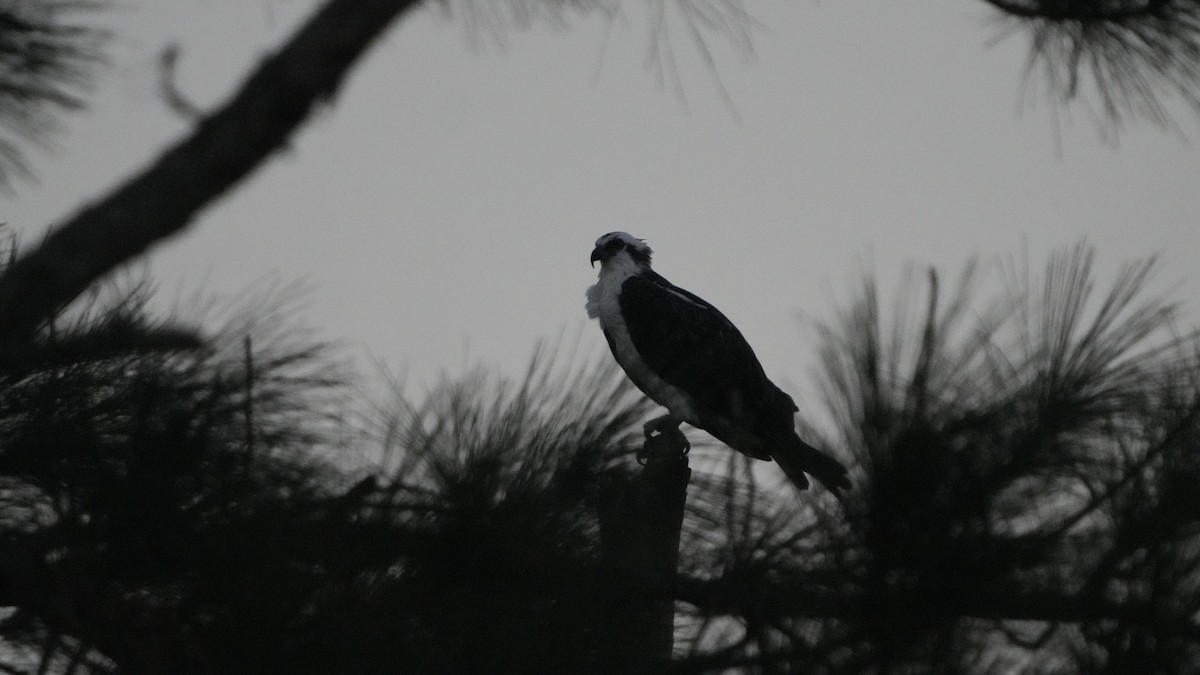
<box><xmin>590</xmin><ymin>246</ymin><xmax>602</xmax><ymax>268</ymax></box>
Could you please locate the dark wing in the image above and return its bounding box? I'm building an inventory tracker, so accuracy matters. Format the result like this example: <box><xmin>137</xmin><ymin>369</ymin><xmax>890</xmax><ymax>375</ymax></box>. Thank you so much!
<box><xmin>619</xmin><ymin>272</ymin><xmax>793</xmax><ymax>426</ymax></box>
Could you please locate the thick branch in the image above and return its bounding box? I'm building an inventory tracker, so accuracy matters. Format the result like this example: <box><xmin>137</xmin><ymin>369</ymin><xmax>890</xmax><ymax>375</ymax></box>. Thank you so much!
<box><xmin>982</xmin><ymin>0</ymin><xmax>1171</xmax><ymax>22</ymax></box>
<box><xmin>674</xmin><ymin>576</ymin><xmax>1200</xmax><ymax>640</ymax></box>
<box><xmin>0</xmin><ymin>0</ymin><xmax>422</xmax><ymax>354</ymax></box>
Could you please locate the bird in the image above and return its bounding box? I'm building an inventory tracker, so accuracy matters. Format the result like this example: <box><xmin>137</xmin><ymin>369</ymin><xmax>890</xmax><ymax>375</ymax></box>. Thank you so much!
<box><xmin>586</xmin><ymin>231</ymin><xmax>851</xmax><ymax>496</ymax></box>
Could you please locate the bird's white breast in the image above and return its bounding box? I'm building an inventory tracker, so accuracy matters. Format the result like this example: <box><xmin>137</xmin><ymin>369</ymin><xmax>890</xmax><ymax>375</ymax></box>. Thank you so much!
<box><xmin>586</xmin><ymin>260</ymin><xmax>699</xmax><ymax>422</ymax></box>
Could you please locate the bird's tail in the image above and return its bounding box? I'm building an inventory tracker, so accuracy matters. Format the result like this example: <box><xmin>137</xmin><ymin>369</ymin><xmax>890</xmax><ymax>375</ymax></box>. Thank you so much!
<box><xmin>771</xmin><ymin>435</ymin><xmax>851</xmax><ymax>498</ymax></box>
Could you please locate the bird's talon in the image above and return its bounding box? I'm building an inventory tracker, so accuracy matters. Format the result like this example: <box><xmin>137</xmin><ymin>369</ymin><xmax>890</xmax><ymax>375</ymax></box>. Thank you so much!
<box><xmin>643</xmin><ymin>420</ymin><xmax>664</xmax><ymax>439</ymax></box>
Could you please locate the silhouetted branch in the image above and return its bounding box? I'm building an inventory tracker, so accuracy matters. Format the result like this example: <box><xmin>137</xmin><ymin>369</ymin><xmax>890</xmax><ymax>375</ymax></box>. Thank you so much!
<box><xmin>0</xmin><ymin>0</ymin><xmax>423</xmax><ymax>355</ymax></box>
<box><xmin>983</xmin><ymin>0</ymin><xmax>1171</xmax><ymax>21</ymax></box>
<box><xmin>677</xmin><ymin>576</ymin><xmax>1197</xmax><ymax>632</ymax></box>
<box><xmin>985</xmin><ymin>0</ymin><xmax>1200</xmax><ymax>131</ymax></box>
<box><xmin>157</xmin><ymin>43</ymin><xmax>203</xmax><ymax>122</ymax></box>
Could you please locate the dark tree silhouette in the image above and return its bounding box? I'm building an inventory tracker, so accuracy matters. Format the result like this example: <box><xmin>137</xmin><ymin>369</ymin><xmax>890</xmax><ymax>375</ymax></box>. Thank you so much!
<box><xmin>668</xmin><ymin>243</ymin><xmax>1200</xmax><ymax>673</ymax></box>
<box><xmin>3</xmin><ymin>2</ymin><xmax>1200</xmax><ymax>672</ymax></box>
<box><xmin>0</xmin><ymin>242</ymin><xmax>1195</xmax><ymax>673</ymax></box>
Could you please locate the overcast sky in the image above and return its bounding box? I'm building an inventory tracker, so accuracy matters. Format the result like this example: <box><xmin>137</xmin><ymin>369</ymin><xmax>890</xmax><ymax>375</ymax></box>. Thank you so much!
<box><xmin>9</xmin><ymin>0</ymin><xmax>1200</xmax><ymax>405</ymax></box>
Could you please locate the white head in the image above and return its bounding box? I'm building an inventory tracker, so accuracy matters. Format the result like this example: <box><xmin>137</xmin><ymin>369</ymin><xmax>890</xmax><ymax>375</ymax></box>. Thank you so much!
<box><xmin>589</xmin><ymin>231</ymin><xmax>653</xmax><ymax>271</ymax></box>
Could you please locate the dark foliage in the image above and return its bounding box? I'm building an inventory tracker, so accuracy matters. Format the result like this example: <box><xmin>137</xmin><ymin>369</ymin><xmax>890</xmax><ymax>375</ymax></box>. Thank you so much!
<box><xmin>0</xmin><ymin>286</ymin><xmax>349</xmax><ymax>673</ymax></box>
<box><xmin>1</xmin><ymin>2</ymin><xmax>1197</xmax><ymax>668</ymax></box>
<box><xmin>0</xmin><ymin>0</ymin><xmax>104</xmax><ymax>184</ymax></box>
<box><xmin>985</xmin><ymin>0</ymin><xmax>1200</xmax><ymax>133</ymax></box>
<box><xmin>675</xmin><ymin>243</ymin><xmax>1200</xmax><ymax>673</ymax></box>
<box><xmin>0</xmin><ymin>287</ymin><xmax>660</xmax><ymax>672</ymax></box>
<box><xmin>1</xmin><ymin>244</ymin><xmax>1198</xmax><ymax>674</ymax></box>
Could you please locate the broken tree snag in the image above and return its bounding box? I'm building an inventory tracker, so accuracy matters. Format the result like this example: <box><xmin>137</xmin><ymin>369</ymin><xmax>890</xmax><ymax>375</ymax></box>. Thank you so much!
<box><xmin>597</xmin><ymin>428</ymin><xmax>691</xmax><ymax>673</ymax></box>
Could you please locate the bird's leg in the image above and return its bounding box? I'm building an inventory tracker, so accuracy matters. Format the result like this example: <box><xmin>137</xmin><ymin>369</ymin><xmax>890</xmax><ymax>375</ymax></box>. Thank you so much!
<box><xmin>638</xmin><ymin>414</ymin><xmax>690</xmax><ymax>464</ymax></box>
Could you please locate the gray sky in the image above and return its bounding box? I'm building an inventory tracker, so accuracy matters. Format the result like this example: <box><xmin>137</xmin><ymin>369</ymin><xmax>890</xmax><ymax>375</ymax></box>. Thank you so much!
<box><xmin>9</xmin><ymin>0</ymin><xmax>1200</xmax><ymax>403</ymax></box>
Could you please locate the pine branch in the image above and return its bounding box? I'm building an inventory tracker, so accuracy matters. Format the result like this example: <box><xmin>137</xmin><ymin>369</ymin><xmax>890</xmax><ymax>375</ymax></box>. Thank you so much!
<box><xmin>985</xmin><ymin>0</ymin><xmax>1200</xmax><ymax>131</ymax></box>
<box><xmin>0</xmin><ymin>0</ymin><xmax>423</xmax><ymax>359</ymax></box>
<box><xmin>983</xmin><ymin>0</ymin><xmax>1172</xmax><ymax>21</ymax></box>
<box><xmin>0</xmin><ymin>1</ymin><xmax>104</xmax><ymax>184</ymax></box>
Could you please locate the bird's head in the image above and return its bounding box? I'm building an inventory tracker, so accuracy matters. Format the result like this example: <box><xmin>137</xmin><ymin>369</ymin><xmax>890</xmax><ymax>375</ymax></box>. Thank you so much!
<box><xmin>590</xmin><ymin>232</ymin><xmax>653</xmax><ymax>270</ymax></box>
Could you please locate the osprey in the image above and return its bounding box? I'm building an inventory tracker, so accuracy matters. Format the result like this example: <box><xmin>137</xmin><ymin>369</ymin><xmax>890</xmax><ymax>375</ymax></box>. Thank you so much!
<box><xmin>586</xmin><ymin>232</ymin><xmax>850</xmax><ymax>496</ymax></box>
